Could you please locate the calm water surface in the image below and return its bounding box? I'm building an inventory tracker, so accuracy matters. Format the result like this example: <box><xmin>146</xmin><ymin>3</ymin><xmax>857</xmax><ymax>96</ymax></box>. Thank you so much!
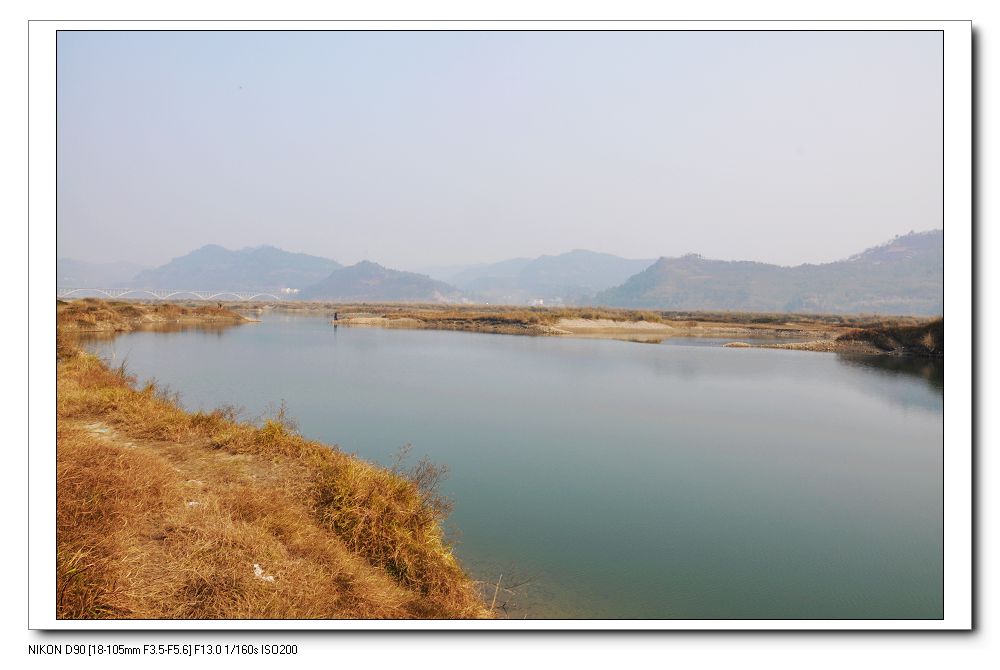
<box><xmin>83</xmin><ymin>314</ymin><xmax>943</xmax><ymax>619</ymax></box>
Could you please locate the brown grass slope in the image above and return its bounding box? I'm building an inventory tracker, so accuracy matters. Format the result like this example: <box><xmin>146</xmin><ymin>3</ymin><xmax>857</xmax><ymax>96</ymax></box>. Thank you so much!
<box><xmin>836</xmin><ymin>318</ymin><xmax>944</xmax><ymax>356</ymax></box>
<box><xmin>57</xmin><ymin>298</ymin><xmax>250</xmax><ymax>332</ymax></box>
<box><xmin>56</xmin><ymin>339</ymin><xmax>489</xmax><ymax>619</ymax></box>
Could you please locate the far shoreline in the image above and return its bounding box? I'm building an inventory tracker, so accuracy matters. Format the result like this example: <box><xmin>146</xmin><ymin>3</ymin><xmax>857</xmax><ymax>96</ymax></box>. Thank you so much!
<box><xmin>57</xmin><ymin>297</ymin><xmax>942</xmax><ymax>358</ymax></box>
<box><xmin>242</xmin><ymin>301</ymin><xmax>944</xmax><ymax>357</ymax></box>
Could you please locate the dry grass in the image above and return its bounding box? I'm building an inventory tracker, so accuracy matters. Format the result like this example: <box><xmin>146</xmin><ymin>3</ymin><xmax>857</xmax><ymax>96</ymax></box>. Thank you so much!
<box><xmin>57</xmin><ymin>298</ymin><xmax>249</xmax><ymax>333</ymax></box>
<box><xmin>837</xmin><ymin>318</ymin><xmax>944</xmax><ymax>356</ymax></box>
<box><xmin>56</xmin><ymin>337</ymin><xmax>489</xmax><ymax>620</ymax></box>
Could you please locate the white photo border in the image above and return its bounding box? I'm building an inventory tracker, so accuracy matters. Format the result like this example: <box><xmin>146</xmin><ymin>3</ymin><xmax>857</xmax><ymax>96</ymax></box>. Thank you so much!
<box><xmin>28</xmin><ymin>19</ymin><xmax>973</xmax><ymax>631</ymax></box>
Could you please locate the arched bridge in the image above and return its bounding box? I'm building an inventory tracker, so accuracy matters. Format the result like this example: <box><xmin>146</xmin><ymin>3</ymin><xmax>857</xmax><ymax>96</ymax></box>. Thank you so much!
<box><xmin>57</xmin><ymin>287</ymin><xmax>287</xmax><ymax>302</ymax></box>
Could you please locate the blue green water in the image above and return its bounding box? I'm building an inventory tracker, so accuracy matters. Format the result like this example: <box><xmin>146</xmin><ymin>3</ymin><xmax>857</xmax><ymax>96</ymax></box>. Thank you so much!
<box><xmin>83</xmin><ymin>314</ymin><xmax>943</xmax><ymax>619</ymax></box>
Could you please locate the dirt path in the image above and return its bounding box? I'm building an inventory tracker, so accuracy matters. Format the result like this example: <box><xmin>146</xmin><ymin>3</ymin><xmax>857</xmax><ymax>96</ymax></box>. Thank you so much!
<box><xmin>71</xmin><ymin>418</ymin><xmax>301</xmax><ymax>490</ymax></box>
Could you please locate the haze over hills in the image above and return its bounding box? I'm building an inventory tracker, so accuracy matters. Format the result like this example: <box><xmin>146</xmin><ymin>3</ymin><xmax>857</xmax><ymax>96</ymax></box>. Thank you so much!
<box><xmin>412</xmin><ymin>262</ymin><xmax>501</xmax><ymax>284</ymax></box>
<box><xmin>596</xmin><ymin>230</ymin><xmax>943</xmax><ymax>315</ymax></box>
<box><xmin>130</xmin><ymin>245</ymin><xmax>342</xmax><ymax>290</ymax></box>
<box><xmin>442</xmin><ymin>250</ymin><xmax>655</xmax><ymax>305</ymax></box>
<box><xmin>297</xmin><ymin>262</ymin><xmax>463</xmax><ymax>303</ymax></box>
<box><xmin>57</xmin><ymin>258</ymin><xmax>149</xmax><ymax>287</ymax></box>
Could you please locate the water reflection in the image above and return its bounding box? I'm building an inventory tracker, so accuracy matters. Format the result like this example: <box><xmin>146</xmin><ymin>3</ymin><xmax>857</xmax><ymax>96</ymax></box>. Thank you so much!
<box><xmin>76</xmin><ymin>321</ymin><xmax>245</xmax><ymax>342</ymax></box>
<box><xmin>836</xmin><ymin>353</ymin><xmax>944</xmax><ymax>393</ymax></box>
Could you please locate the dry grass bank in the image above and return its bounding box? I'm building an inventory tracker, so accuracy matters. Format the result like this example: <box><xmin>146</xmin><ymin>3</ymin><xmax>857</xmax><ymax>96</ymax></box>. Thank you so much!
<box><xmin>56</xmin><ymin>337</ymin><xmax>489</xmax><ymax>619</ymax></box>
<box><xmin>723</xmin><ymin>318</ymin><xmax>944</xmax><ymax>356</ymax></box>
<box><xmin>57</xmin><ymin>298</ymin><xmax>252</xmax><ymax>333</ymax></box>
<box><xmin>836</xmin><ymin>318</ymin><xmax>944</xmax><ymax>356</ymax></box>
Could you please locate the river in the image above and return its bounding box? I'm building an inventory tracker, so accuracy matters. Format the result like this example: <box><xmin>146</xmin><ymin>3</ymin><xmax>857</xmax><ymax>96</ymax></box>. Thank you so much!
<box><xmin>82</xmin><ymin>313</ymin><xmax>943</xmax><ymax>620</ymax></box>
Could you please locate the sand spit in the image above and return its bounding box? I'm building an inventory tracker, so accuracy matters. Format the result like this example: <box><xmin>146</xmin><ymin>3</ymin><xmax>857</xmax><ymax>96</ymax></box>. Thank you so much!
<box><xmin>317</xmin><ymin>305</ymin><xmax>940</xmax><ymax>356</ymax></box>
<box><xmin>554</xmin><ymin>318</ymin><xmax>673</xmax><ymax>334</ymax></box>
<box><xmin>337</xmin><ymin>313</ymin><xmax>832</xmax><ymax>344</ymax></box>
<box><xmin>336</xmin><ymin>315</ymin><xmax>557</xmax><ymax>336</ymax></box>
<box><xmin>337</xmin><ymin>316</ymin><xmax>424</xmax><ymax>328</ymax></box>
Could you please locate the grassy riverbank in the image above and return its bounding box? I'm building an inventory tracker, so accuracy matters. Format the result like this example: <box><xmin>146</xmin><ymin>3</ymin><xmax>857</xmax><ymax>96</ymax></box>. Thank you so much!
<box><xmin>726</xmin><ymin>317</ymin><xmax>944</xmax><ymax>356</ymax></box>
<box><xmin>56</xmin><ymin>308</ymin><xmax>489</xmax><ymax>619</ymax></box>
<box><xmin>836</xmin><ymin>318</ymin><xmax>944</xmax><ymax>356</ymax></box>
<box><xmin>58</xmin><ymin>298</ymin><xmax>253</xmax><ymax>333</ymax></box>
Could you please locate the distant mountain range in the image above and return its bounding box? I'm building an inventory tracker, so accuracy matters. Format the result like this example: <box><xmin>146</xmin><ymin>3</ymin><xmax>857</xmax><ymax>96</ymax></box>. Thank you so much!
<box><xmin>595</xmin><ymin>230</ymin><xmax>943</xmax><ymax>315</ymax></box>
<box><xmin>297</xmin><ymin>261</ymin><xmax>461</xmax><ymax>302</ymax></box>
<box><xmin>130</xmin><ymin>245</ymin><xmax>342</xmax><ymax>290</ymax></box>
<box><xmin>58</xmin><ymin>230</ymin><xmax>942</xmax><ymax>314</ymax></box>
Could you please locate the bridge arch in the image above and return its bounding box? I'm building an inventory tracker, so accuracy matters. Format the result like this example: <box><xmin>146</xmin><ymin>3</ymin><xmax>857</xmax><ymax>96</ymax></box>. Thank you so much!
<box><xmin>156</xmin><ymin>290</ymin><xmax>212</xmax><ymax>300</ymax></box>
<box><xmin>58</xmin><ymin>288</ymin><xmax>159</xmax><ymax>300</ymax></box>
<box><xmin>57</xmin><ymin>288</ymin><xmax>286</xmax><ymax>302</ymax></box>
<box><xmin>57</xmin><ymin>287</ymin><xmax>116</xmax><ymax>299</ymax></box>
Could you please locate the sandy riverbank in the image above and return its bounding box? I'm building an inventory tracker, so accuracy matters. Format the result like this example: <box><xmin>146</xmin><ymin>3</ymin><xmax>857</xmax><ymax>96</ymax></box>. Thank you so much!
<box><xmin>335</xmin><ymin>312</ymin><xmax>839</xmax><ymax>344</ymax></box>
<box><xmin>326</xmin><ymin>305</ymin><xmax>941</xmax><ymax>356</ymax></box>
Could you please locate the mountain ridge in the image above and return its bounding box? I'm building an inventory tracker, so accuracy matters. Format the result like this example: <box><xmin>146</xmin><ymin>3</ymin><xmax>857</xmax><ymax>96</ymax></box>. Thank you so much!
<box><xmin>595</xmin><ymin>230</ymin><xmax>942</xmax><ymax>315</ymax></box>
<box><xmin>61</xmin><ymin>230</ymin><xmax>943</xmax><ymax>313</ymax></box>
<box><xmin>130</xmin><ymin>245</ymin><xmax>342</xmax><ymax>290</ymax></box>
<box><xmin>298</xmin><ymin>261</ymin><xmax>462</xmax><ymax>303</ymax></box>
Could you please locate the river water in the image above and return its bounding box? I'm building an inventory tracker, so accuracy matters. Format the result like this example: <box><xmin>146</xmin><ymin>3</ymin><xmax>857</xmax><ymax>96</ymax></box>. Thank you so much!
<box><xmin>82</xmin><ymin>313</ymin><xmax>943</xmax><ymax>620</ymax></box>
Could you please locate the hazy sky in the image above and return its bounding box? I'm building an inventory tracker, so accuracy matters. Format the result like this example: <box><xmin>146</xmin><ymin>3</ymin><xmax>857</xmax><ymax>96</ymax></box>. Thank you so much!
<box><xmin>57</xmin><ymin>30</ymin><xmax>943</xmax><ymax>270</ymax></box>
